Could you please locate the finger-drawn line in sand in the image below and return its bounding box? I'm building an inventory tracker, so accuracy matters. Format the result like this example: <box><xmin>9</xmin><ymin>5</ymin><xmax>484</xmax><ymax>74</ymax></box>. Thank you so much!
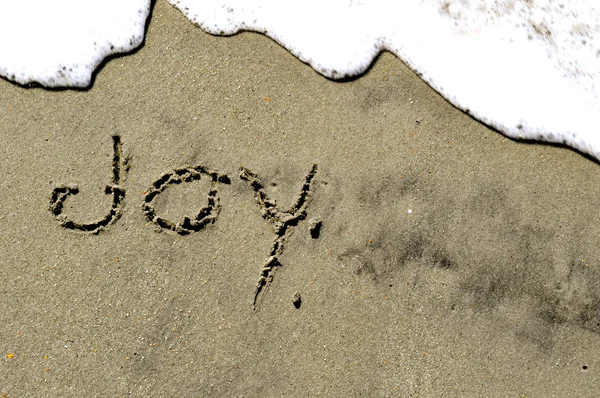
<box><xmin>240</xmin><ymin>164</ymin><xmax>318</xmax><ymax>310</ymax></box>
<box><xmin>49</xmin><ymin>138</ymin><xmax>320</xmax><ymax>310</ymax></box>
<box><xmin>49</xmin><ymin>135</ymin><xmax>126</xmax><ymax>234</ymax></box>
<box><xmin>142</xmin><ymin>166</ymin><xmax>231</xmax><ymax>235</ymax></box>
<box><xmin>308</xmin><ymin>217</ymin><xmax>323</xmax><ymax>239</ymax></box>
<box><xmin>292</xmin><ymin>292</ymin><xmax>302</xmax><ymax>309</ymax></box>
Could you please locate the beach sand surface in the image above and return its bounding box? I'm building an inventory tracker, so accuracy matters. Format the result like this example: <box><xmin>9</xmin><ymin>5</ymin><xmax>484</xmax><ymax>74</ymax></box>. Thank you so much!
<box><xmin>1</xmin><ymin>1</ymin><xmax>600</xmax><ymax>396</ymax></box>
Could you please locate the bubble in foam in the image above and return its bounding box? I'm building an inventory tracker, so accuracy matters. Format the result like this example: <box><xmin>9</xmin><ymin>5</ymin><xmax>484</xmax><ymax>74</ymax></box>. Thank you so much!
<box><xmin>0</xmin><ymin>0</ymin><xmax>151</xmax><ymax>88</ymax></box>
<box><xmin>169</xmin><ymin>0</ymin><xmax>600</xmax><ymax>160</ymax></box>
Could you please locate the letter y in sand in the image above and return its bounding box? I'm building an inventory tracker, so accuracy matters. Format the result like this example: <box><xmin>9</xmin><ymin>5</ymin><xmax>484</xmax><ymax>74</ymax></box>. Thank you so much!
<box><xmin>240</xmin><ymin>164</ymin><xmax>318</xmax><ymax>310</ymax></box>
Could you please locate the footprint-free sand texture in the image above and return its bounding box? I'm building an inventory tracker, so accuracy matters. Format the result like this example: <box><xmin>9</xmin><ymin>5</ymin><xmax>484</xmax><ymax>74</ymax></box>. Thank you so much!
<box><xmin>1</xmin><ymin>1</ymin><xmax>600</xmax><ymax>396</ymax></box>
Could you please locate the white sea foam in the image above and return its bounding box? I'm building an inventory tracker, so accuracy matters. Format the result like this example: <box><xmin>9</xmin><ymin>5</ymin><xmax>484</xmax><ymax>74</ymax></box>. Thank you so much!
<box><xmin>0</xmin><ymin>0</ymin><xmax>151</xmax><ymax>87</ymax></box>
<box><xmin>168</xmin><ymin>0</ymin><xmax>600</xmax><ymax>160</ymax></box>
<box><xmin>1</xmin><ymin>1</ymin><xmax>599</xmax><ymax>160</ymax></box>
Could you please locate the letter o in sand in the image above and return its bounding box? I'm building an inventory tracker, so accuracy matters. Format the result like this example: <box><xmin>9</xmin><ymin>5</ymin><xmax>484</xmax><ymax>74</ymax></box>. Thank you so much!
<box><xmin>142</xmin><ymin>165</ymin><xmax>230</xmax><ymax>235</ymax></box>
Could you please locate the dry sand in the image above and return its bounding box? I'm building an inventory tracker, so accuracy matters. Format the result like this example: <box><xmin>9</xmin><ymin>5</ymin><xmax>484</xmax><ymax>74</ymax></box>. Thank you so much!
<box><xmin>1</xmin><ymin>1</ymin><xmax>600</xmax><ymax>396</ymax></box>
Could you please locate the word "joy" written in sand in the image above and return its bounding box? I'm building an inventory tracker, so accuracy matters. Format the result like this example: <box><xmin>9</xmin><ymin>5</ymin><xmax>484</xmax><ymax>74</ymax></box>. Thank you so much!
<box><xmin>48</xmin><ymin>136</ymin><xmax>321</xmax><ymax>309</ymax></box>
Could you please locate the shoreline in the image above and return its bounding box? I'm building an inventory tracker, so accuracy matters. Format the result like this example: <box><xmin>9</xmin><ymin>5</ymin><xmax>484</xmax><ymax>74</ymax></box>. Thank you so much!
<box><xmin>1</xmin><ymin>1</ymin><xmax>599</xmax><ymax>396</ymax></box>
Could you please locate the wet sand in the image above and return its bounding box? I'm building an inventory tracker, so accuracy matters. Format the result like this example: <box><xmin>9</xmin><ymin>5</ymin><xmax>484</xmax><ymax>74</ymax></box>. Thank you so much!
<box><xmin>1</xmin><ymin>1</ymin><xmax>599</xmax><ymax>396</ymax></box>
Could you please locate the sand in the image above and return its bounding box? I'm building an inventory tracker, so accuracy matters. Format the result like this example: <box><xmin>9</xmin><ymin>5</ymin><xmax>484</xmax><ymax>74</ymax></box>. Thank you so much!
<box><xmin>1</xmin><ymin>1</ymin><xmax>600</xmax><ymax>396</ymax></box>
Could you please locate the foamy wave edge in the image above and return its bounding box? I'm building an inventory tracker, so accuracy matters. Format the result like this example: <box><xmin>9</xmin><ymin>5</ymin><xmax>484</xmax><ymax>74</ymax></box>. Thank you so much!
<box><xmin>169</xmin><ymin>0</ymin><xmax>600</xmax><ymax>161</ymax></box>
<box><xmin>0</xmin><ymin>1</ymin><xmax>151</xmax><ymax>88</ymax></box>
<box><xmin>1</xmin><ymin>1</ymin><xmax>599</xmax><ymax>162</ymax></box>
